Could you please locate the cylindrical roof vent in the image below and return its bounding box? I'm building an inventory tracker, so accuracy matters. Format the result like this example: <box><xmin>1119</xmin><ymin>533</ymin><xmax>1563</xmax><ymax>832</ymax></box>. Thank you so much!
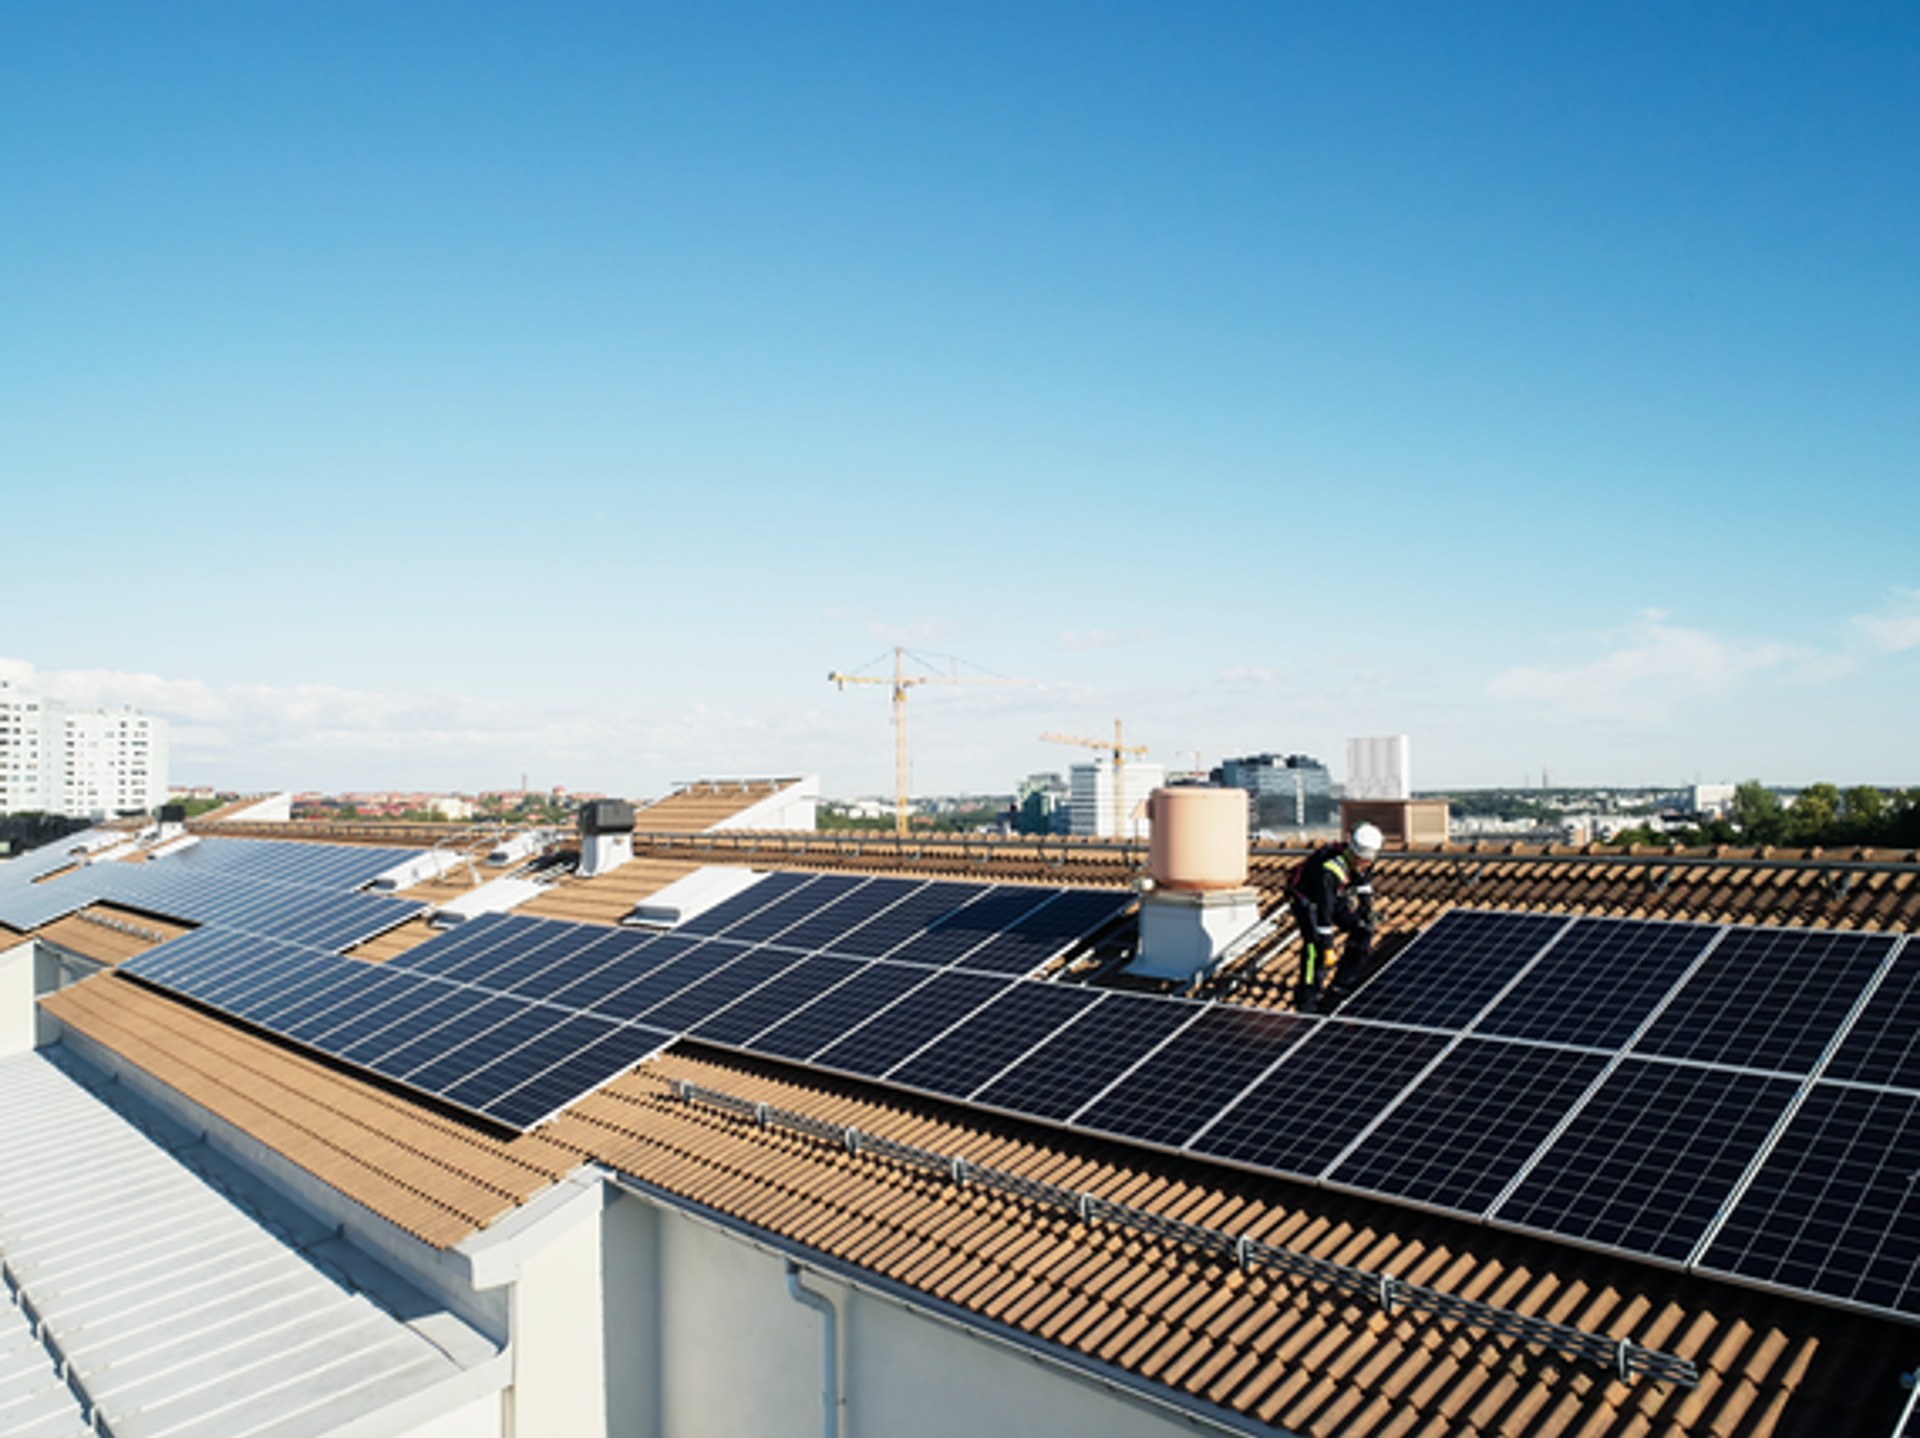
<box><xmin>1146</xmin><ymin>786</ymin><xmax>1248</xmax><ymax>892</ymax></box>
<box><xmin>578</xmin><ymin>799</ymin><xmax>636</xmax><ymax>836</ymax></box>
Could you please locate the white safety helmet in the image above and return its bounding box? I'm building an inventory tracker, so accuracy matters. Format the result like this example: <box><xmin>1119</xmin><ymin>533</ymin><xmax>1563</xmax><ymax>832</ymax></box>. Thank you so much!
<box><xmin>1349</xmin><ymin>822</ymin><xmax>1384</xmax><ymax>862</ymax></box>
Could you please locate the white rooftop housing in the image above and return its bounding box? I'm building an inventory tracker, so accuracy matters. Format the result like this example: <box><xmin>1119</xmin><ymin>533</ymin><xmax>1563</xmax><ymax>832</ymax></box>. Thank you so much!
<box><xmin>1345</xmin><ymin>734</ymin><xmax>1411</xmax><ymax>801</ymax></box>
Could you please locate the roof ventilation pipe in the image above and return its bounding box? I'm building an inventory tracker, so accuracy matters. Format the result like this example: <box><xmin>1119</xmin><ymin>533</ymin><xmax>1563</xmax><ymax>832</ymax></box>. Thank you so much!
<box><xmin>576</xmin><ymin>800</ymin><xmax>635</xmax><ymax>879</ymax></box>
<box><xmin>1125</xmin><ymin>787</ymin><xmax>1264</xmax><ymax>982</ymax></box>
<box><xmin>156</xmin><ymin>803</ymin><xmax>187</xmax><ymax>842</ymax></box>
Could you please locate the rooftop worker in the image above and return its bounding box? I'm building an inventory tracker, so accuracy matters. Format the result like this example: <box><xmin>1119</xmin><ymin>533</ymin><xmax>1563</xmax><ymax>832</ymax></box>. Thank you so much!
<box><xmin>1286</xmin><ymin>822</ymin><xmax>1383</xmax><ymax>1014</ymax></box>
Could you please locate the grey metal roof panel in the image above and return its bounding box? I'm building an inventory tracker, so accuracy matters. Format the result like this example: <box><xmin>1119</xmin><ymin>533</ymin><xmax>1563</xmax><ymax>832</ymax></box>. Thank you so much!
<box><xmin>0</xmin><ymin>1049</ymin><xmax>503</xmax><ymax>1438</ymax></box>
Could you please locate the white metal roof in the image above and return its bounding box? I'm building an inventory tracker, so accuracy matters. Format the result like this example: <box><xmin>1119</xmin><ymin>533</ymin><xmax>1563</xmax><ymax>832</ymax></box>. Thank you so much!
<box><xmin>0</xmin><ymin>1049</ymin><xmax>503</xmax><ymax>1438</ymax></box>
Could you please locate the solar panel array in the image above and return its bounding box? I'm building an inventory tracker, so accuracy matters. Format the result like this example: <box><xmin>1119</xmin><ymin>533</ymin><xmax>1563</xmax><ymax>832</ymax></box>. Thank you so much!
<box><xmin>121</xmin><ymin>874</ymin><xmax>1139</xmax><ymax>1134</ymax></box>
<box><xmin>104</xmin><ymin>849</ymin><xmax>1920</xmax><ymax>1330</ymax></box>
<box><xmin>0</xmin><ymin>836</ymin><xmax>425</xmax><ymax>945</ymax></box>
<box><xmin>1155</xmin><ymin>909</ymin><xmax>1915</xmax><ymax>1331</ymax></box>
<box><xmin>0</xmin><ymin>828</ymin><xmax>116</xmax><ymax>928</ymax></box>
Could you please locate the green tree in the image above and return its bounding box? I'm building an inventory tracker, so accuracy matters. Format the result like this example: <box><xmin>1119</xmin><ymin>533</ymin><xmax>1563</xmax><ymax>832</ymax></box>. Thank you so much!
<box><xmin>1790</xmin><ymin>782</ymin><xmax>1841</xmax><ymax>843</ymax></box>
<box><xmin>1842</xmin><ymin>786</ymin><xmax>1887</xmax><ymax>826</ymax></box>
<box><xmin>1731</xmin><ymin>781</ymin><xmax>1787</xmax><ymax>845</ymax></box>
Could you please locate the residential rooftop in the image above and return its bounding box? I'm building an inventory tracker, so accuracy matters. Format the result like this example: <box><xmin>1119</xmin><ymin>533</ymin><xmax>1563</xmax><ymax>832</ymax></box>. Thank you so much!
<box><xmin>6</xmin><ymin>786</ymin><xmax>1919</xmax><ymax>1437</ymax></box>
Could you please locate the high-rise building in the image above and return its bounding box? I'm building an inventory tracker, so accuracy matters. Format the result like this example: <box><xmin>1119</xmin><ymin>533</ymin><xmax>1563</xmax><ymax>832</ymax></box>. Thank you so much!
<box><xmin>0</xmin><ymin>683</ymin><xmax>168</xmax><ymax>819</ymax></box>
<box><xmin>0</xmin><ymin>686</ymin><xmax>51</xmax><ymax>816</ymax></box>
<box><xmin>1068</xmin><ymin>757</ymin><xmax>1164</xmax><ymax>839</ymax></box>
<box><xmin>1218</xmin><ymin>752</ymin><xmax>1334</xmax><ymax>831</ymax></box>
<box><xmin>1015</xmin><ymin>772</ymin><xmax>1070</xmax><ymax>835</ymax></box>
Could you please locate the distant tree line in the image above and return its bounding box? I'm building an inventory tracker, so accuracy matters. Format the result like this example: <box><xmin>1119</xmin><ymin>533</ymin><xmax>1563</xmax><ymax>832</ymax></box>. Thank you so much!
<box><xmin>1612</xmin><ymin>782</ymin><xmax>1920</xmax><ymax>850</ymax></box>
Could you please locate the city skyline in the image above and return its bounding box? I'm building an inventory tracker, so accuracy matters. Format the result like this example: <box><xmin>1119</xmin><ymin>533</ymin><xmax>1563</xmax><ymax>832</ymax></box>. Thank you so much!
<box><xmin>6</xmin><ymin>4</ymin><xmax>1915</xmax><ymax>794</ymax></box>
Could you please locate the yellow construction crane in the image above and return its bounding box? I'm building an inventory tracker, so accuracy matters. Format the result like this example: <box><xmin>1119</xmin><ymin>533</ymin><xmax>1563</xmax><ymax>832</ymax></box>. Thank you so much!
<box><xmin>830</xmin><ymin>647</ymin><xmax>1030</xmax><ymax>836</ymax></box>
<box><xmin>1041</xmin><ymin>720</ymin><xmax>1148</xmax><ymax>839</ymax></box>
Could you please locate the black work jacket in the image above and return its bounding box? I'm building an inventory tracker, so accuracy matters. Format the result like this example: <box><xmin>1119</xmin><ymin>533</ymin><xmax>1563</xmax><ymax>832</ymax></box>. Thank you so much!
<box><xmin>1286</xmin><ymin>844</ymin><xmax>1373</xmax><ymax>934</ymax></box>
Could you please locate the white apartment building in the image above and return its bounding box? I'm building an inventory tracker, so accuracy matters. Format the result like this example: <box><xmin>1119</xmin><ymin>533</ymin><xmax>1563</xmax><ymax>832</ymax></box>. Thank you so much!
<box><xmin>0</xmin><ymin>683</ymin><xmax>168</xmax><ymax>819</ymax></box>
<box><xmin>1068</xmin><ymin>757</ymin><xmax>1165</xmax><ymax>839</ymax></box>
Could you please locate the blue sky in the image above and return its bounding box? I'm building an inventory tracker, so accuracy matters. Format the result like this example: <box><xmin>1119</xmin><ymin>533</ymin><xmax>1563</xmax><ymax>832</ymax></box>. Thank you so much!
<box><xmin>5</xmin><ymin>3</ymin><xmax>1916</xmax><ymax>797</ymax></box>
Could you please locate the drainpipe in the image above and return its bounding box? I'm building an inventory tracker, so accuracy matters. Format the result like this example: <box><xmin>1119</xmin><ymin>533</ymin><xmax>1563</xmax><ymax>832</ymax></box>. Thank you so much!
<box><xmin>785</xmin><ymin>1259</ymin><xmax>840</xmax><ymax>1438</ymax></box>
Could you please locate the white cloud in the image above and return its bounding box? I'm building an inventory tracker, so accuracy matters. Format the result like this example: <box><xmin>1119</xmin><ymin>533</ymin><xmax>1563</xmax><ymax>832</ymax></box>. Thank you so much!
<box><xmin>1486</xmin><ymin>616</ymin><xmax>1805</xmax><ymax>723</ymax></box>
<box><xmin>1849</xmin><ymin>589</ymin><xmax>1920</xmax><ymax>653</ymax></box>
<box><xmin>0</xmin><ymin>658</ymin><xmax>865</xmax><ymax>793</ymax></box>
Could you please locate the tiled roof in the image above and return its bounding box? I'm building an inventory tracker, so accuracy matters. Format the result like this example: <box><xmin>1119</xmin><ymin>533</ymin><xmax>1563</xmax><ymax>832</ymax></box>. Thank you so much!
<box><xmin>30</xmin><ymin>905</ymin><xmax>187</xmax><ymax>967</ymax></box>
<box><xmin>633</xmin><ymin>778</ymin><xmax>797</xmax><ymax>833</ymax></box>
<box><xmin>39</xmin><ymin>973</ymin><xmax>1918</xmax><ymax>1437</ymax></box>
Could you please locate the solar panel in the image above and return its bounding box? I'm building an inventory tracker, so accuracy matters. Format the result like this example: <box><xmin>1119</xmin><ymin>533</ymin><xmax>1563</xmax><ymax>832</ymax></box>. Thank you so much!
<box><xmin>537</xmin><ymin>933</ymin><xmax>690</xmax><ymax>1012</ymax></box>
<box><xmin>633</xmin><ymin>947</ymin><xmax>809</xmax><ymax>1032</ymax></box>
<box><xmin>1632</xmin><ymin>928</ymin><xmax>1896</xmax><ymax>1074</ymax></box>
<box><xmin>1474</xmin><ymin>918</ymin><xmax>1720</xmax><ymax>1050</ymax></box>
<box><xmin>383</xmin><ymin>912</ymin><xmax>522</xmax><ymax>975</ymax></box>
<box><xmin>1801</xmin><ymin>941</ymin><xmax>1920</xmax><ymax>1089</ymax></box>
<box><xmin>1075</xmin><ymin>1005</ymin><xmax>1315</xmax><ymax>1151</ymax></box>
<box><xmin>1696</xmin><ymin>1083</ymin><xmax>1920</xmax><ymax>1317</ymax></box>
<box><xmin>704</xmin><ymin>874</ymin><xmax>862</xmax><ymax>944</ymax></box>
<box><xmin>499</xmin><ymin>928</ymin><xmax>654</xmax><ymax>1002</ymax></box>
<box><xmin>371</xmin><ymin>993</ymin><xmax>538</xmax><ymax>1085</ymax></box>
<box><xmin>232</xmin><ymin>956</ymin><xmax>369</xmax><ymax>1029</ymax></box>
<box><xmin>689</xmin><ymin>955</ymin><xmax>867</xmax><ymax>1047</ymax></box>
<box><xmin>820</xmin><ymin>880</ymin><xmax>981</xmax><ymax>958</ymax></box>
<box><xmin>438</xmin><ymin>1011</ymin><xmax>626</xmax><ymax>1114</ymax></box>
<box><xmin>950</xmin><ymin>889</ymin><xmax>1133</xmax><ymax>975</ymax></box>
<box><xmin>310</xmin><ymin>973</ymin><xmax>464</xmax><ymax>1057</ymax></box>
<box><xmin>1336</xmin><ymin>910</ymin><xmax>1568</xmax><ymax>1030</ymax></box>
<box><xmin>403</xmin><ymin>1002</ymin><xmax>587</xmax><ymax>1094</ymax></box>
<box><xmin>284</xmin><ymin>966</ymin><xmax>419</xmax><ymax>1045</ymax></box>
<box><xmin>882</xmin><ymin>887</ymin><xmax>1059</xmax><ymax>968</ymax></box>
<box><xmin>569</xmin><ymin>937</ymin><xmax>746</xmax><ymax>1022</ymax></box>
<box><xmin>426</xmin><ymin>917</ymin><xmax>582</xmax><ymax>988</ymax></box>
<box><xmin>973</xmin><ymin>990</ymin><xmax>1206</xmax><ymax>1124</ymax></box>
<box><xmin>1491</xmin><ymin>1057</ymin><xmax>1801</xmax><ymax>1264</ymax></box>
<box><xmin>190</xmin><ymin>938</ymin><xmax>332</xmax><ymax>1009</ymax></box>
<box><xmin>882</xmin><ymin>981</ymin><xmax>1103</xmax><ymax>1102</ymax></box>
<box><xmin>336</xmin><ymin>981</ymin><xmax>487</xmax><ymax>1065</ymax></box>
<box><xmin>1188</xmin><ymin>1022</ymin><xmax>1453</xmax><ymax>1179</ymax></box>
<box><xmin>478</xmin><ymin>1023</ymin><xmax>673</xmax><ymax>1129</ymax></box>
<box><xmin>763</xmin><ymin>877</ymin><xmax>904</xmax><ymax>952</ymax></box>
<box><xmin>1326</xmin><ymin>1038</ymin><xmax>1611</xmax><ymax>1215</ymax></box>
<box><xmin>810</xmin><ymin>970</ymin><xmax>1013</xmax><ymax>1078</ymax></box>
<box><xmin>743</xmin><ymin>963</ymin><xmax>939</xmax><ymax>1062</ymax></box>
<box><xmin>670</xmin><ymin>869</ymin><xmax>813</xmax><ymax>938</ymax></box>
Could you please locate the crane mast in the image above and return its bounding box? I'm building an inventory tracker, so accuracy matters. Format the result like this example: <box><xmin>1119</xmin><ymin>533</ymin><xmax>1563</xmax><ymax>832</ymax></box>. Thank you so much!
<box><xmin>830</xmin><ymin>647</ymin><xmax>1029</xmax><ymax>835</ymax></box>
<box><xmin>1040</xmin><ymin>719</ymin><xmax>1148</xmax><ymax>839</ymax></box>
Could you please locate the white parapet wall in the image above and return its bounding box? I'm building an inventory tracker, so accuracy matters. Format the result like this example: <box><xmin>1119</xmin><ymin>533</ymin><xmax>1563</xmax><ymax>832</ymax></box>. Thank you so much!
<box><xmin>708</xmin><ymin>776</ymin><xmax>821</xmax><ymax>833</ymax></box>
<box><xmin>0</xmin><ymin>939</ymin><xmax>35</xmax><ymax>1059</ymax></box>
<box><xmin>222</xmin><ymin>791</ymin><xmax>295</xmax><ymax>822</ymax></box>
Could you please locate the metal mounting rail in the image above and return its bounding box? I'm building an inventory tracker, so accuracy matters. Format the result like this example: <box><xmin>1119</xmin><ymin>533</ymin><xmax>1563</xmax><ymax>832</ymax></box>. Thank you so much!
<box><xmin>76</xmin><ymin>909</ymin><xmax>167</xmax><ymax>944</ymax></box>
<box><xmin>667</xmin><ymin>1078</ymin><xmax>1698</xmax><ymax>1390</ymax></box>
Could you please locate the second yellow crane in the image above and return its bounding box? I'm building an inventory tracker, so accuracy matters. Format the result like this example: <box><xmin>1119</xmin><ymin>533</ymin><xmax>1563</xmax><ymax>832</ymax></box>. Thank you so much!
<box><xmin>1040</xmin><ymin>720</ymin><xmax>1148</xmax><ymax>839</ymax></box>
